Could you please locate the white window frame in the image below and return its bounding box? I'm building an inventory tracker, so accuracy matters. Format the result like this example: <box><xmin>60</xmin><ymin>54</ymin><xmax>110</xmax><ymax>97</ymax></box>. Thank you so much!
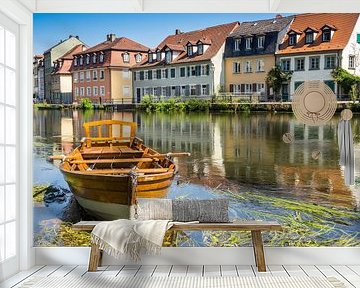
<box><xmin>257</xmin><ymin>36</ymin><xmax>265</xmax><ymax>49</ymax></box>
<box><xmin>93</xmin><ymin>86</ymin><xmax>98</xmax><ymax>96</ymax></box>
<box><xmin>100</xmin><ymin>86</ymin><xmax>105</xmax><ymax>96</ymax></box>
<box><xmin>86</xmin><ymin>86</ymin><xmax>91</xmax><ymax>96</ymax></box>
<box><xmin>234</xmin><ymin>38</ymin><xmax>241</xmax><ymax>51</ymax></box>
<box><xmin>135</xmin><ymin>53</ymin><xmax>142</xmax><ymax>63</ymax></box>
<box><xmin>0</xmin><ymin>3</ymin><xmax>34</xmax><ymax>278</ymax></box>
<box><xmin>349</xmin><ymin>55</ymin><xmax>356</xmax><ymax>69</ymax></box>
<box><xmin>0</xmin><ymin>12</ymin><xmax>19</xmax><ymax>279</ymax></box>
<box><xmin>245</xmin><ymin>61</ymin><xmax>252</xmax><ymax>73</ymax></box>
<box><xmin>233</xmin><ymin>62</ymin><xmax>241</xmax><ymax>73</ymax></box>
<box><xmin>93</xmin><ymin>70</ymin><xmax>97</xmax><ymax>81</ymax></box>
<box><xmin>256</xmin><ymin>59</ymin><xmax>264</xmax><ymax>72</ymax></box>
<box><xmin>99</xmin><ymin>69</ymin><xmax>105</xmax><ymax>80</ymax></box>
<box><xmin>324</xmin><ymin>54</ymin><xmax>336</xmax><ymax>69</ymax></box>
<box><xmin>245</xmin><ymin>37</ymin><xmax>252</xmax><ymax>50</ymax></box>
<box><xmin>123</xmin><ymin>52</ymin><xmax>130</xmax><ymax>63</ymax></box>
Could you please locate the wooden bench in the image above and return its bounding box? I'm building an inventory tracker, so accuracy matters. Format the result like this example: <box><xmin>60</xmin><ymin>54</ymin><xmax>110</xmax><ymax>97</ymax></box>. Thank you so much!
<box><xmin>73</xmin><ymin>220</ymin><xmax>282</xmax><ymax>273</ymax></box>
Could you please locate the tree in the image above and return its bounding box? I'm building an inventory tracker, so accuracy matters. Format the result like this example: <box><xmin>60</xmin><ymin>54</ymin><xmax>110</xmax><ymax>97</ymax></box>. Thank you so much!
<box><xmin>266</xmin><ymin>65</ymin><xmax>293</xmax><ymax>100</ymax></box>
<box><xmin>331</xmin><ymin>67</ymin><xmax>360</xmax><ymax>101</ymax></box>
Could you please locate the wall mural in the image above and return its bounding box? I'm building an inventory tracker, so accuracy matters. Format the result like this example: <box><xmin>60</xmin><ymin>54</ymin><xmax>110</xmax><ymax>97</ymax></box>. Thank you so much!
<box><xmin>33</xmin><ymin>13</ymin><xmax>360</xmax><ymax>248</ymax></box>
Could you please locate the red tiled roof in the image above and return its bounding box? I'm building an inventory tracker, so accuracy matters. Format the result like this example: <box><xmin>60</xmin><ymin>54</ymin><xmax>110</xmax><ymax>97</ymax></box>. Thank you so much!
<box><xmin>75</xmin><ymin>37</ymin><xmax>149</xmax><ymax>55</ymax></box>
<box><xmin>60</xmin><ymin>44</ymin><xmax>87</xmax><ymax>60</ymax></box>
<box><xmin>53</xmin><ymin>60</ymin><xmax>73</xmax><ymax>75</ymax></box>
<box><xmin>163</xmin><ymin>43</ymin><xmax>184</xmax><ymax>51</ymax></box>
<box><xmin>53</xmin><ymin>44</ymin><xmax>87</xmax><ymax>75</ymax></box>
<box><xmin>278</xmin><ymin>13</ymin><xmax>359</xmax><ymax>55</ymax></box>
<box><xmin>304</xmin><ymin>26</ymin><xmax>319</xmax><ymax>32</ymax></box>
<box><xmin>136</xmin><ymin>22</ymin><xmax>239</xmax><ymax>68</ymax></box>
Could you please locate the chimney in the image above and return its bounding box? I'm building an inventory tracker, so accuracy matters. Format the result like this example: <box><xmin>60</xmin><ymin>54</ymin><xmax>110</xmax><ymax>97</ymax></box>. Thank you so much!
<box><xmin>107</xmin><ymin>33</ymin><xmax>116</xmax><ymax>42</ymax></box>
<box><xmin>175</xmin><ymin>29</ymin><xmax>182</xmax><ymax>35</ymax></box>
<box><xmin>275</xmin><ymin>14</ymin><xmax>283</xmax><ymax>19</ymax></box>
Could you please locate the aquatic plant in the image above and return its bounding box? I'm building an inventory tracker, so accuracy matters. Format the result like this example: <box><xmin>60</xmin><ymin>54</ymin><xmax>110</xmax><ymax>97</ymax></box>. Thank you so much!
<box><xmin>202</xmin><ymin>189</ymin><xmax>360</xmax><ymax>247</ymax></box>
<box><xmin>33</xmin><ymin>184</ymin><xmax>50</xmax><ymax>202</ymax></box>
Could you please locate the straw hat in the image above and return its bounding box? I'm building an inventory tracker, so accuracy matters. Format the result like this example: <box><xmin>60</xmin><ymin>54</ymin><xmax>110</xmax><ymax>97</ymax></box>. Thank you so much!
<box><xmin>291</xmin><ymin>81</ymin><xmax>337</xmax><ymax>126</ymax></box>
<box><xmin>340</xmin><ymin>109</ymin><xmax>353</xmax><ymax>121</ymax></box>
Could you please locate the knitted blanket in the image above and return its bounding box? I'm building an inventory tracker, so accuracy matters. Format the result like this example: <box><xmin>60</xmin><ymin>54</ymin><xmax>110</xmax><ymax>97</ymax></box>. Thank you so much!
<box><xmin>91</xmin><ymin>219</ymin><xmax>172</xmax><ymax>262</ymax></box>
<box><xmin>131</xmin><ymin>198</ymin><xmax>229</xmax><ymax>223</ymax></box>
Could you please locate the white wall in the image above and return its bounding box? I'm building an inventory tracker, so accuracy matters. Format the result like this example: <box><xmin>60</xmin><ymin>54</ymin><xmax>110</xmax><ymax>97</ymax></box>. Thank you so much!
<box><xmin>341</xmin><ymin>15</ymin><xmax>360</xmax><ymax>74</ymax></box>
<box><xmin>278</xmin><ymin>53</ymin><xmax>339</xmax><ymax>97</ymax></box>
<box><xmin>60</xmin><ymin>75</ymin><xmax>73</xmax><ymax>93</ymax></box>
<box><xmin>212</xmin><ymin>42</ymin><xmax>227</xmax><ymax>93</ymax></box>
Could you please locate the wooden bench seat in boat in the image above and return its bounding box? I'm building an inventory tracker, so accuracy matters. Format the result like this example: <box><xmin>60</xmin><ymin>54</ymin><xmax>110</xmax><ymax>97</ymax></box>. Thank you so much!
<box><xmin>73</xmin><ymin>220</ymin><xmax>283</xmax><ymax>273</ymax></box>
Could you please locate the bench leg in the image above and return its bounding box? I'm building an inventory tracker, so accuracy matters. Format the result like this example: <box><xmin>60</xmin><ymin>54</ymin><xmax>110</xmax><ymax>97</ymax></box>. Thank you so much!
<box><xmin>88</xmin><ymin>243</ymin><xmax>102</xmax><ymax>272</ymax></box>
<box><xmin>251</xmin><ymin>231</ymin><xmax>266</xmax><ymax>272</ymax></box>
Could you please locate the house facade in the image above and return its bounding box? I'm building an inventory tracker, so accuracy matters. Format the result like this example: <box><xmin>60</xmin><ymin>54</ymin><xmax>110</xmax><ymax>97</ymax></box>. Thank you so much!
<box><xmin>51</xmin><ymin>44</ymin><xmax>87</xmax><ymax>104</ymax></box>
<box><xmin>43</xmin><ymin>35</ymin><xmax>86</xmax><ymax>103</ymax></box>
<box><xmin>276</xmin><ymin>13</ymin><xmax>360</xmax><ymax>100</ymax></box>
<box><xmin>132</xmin><ymin>22</ymin><xmax>239</xmax><ymax>103</ymax></box>
<box><xmin>224</xmin><ymin>15</ymin><xmax>293</xmax><ymax>101</ymax></box>
<box><xmin>33</xmin><ymin>54</ymin><xmax>44</xmax><ymax>101</ymax></box>
<box><xmin>72</xmin><ymin>34</ymin><xmax>149</xmax><ymax>104</ymax></box>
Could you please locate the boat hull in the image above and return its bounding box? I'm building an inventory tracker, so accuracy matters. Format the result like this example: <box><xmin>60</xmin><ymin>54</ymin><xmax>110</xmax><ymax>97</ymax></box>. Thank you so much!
<box><xmin>61</xmin><ymin>168</ymin><xmax>174</xmax><ymax>220</ymax></box>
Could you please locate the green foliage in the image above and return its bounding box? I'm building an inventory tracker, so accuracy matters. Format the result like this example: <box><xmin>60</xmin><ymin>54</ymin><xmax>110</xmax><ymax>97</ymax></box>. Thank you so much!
<box><xmin>33</xmin><ymin>103</ymin><xmax>63</xmax><ymax>110</ymax></box>
<box><xmin>332</xmin><ymin>67</ymin><xmax>360</xmax><ymax>100</ymax></box>
<box><xmin>79</xmin><ymin>98</ymin><xmax>94</xmax><ymax>110</ymax></box>
<box><xmin>266</xmin><ymin>65</ymin><xmax>293</xmax><ymax>97</ymax></box>
<box><xmin>140</xmin><ymin>96</ymin><xmax>210</xmax><ymax>112</ymax></box>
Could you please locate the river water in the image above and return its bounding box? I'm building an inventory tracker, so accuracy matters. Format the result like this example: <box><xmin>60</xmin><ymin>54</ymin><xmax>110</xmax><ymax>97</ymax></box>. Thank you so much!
<box><xmin>33</xmin><ymin>109</ymin><xmax>360</xmax><ymax>247</ymax></box>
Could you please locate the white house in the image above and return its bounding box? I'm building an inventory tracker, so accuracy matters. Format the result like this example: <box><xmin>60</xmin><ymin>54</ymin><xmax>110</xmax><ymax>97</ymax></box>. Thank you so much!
<box><xmin>276</xmin><ymin>13</ymin><xmax>360</xmax><ymax>100</ymax></box>
<box><xmin>132</xmin><ymin>22</ymin><xmax>239</xmax><ymax>102</ymax></box>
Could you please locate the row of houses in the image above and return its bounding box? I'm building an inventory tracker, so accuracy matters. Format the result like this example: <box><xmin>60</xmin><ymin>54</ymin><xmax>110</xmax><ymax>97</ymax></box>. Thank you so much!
<box><xmin>33</xmin><ymin>13</ymin><xmax>360</xmax><ymax>104</ymax></box>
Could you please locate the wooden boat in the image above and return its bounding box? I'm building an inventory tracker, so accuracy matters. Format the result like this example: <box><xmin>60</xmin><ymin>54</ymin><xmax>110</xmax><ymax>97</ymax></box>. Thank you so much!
<box><xmin>50</xmin><ymin>120</ymin><xmax>190</xmax><ymax>220</ymax></box>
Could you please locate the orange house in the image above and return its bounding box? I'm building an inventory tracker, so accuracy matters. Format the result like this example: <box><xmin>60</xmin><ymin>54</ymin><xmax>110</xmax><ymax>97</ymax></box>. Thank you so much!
<box><xmin>72</xmin><ymin>34</ymin><xmax>149</xmax><ymax>104</ymax></box>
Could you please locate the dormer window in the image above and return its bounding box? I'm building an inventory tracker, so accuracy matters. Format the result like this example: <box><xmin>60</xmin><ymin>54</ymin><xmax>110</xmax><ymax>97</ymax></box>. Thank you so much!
<box><xmin>92</xmin><ymin>53</ymin><xmax>97</xmax><ymax>64</ymax></box>
<box><xmin>322</xmin><ymin>28</ymin><xmax>331</xmax><ymax>42</ymax></box>
<box><xmin>156</xmin><ymin>51</ymin><xmax>161</xmax><ymax>61</ymax></box>
<box><xmin>321</xmin><ymin>25</ymin><xmax>336</xmax><ymax>42</ymax></box>
<box><xmin>198</xmin><ymin>44</ymin><xmax>203</xmax><ymax>55</ymax></box>
<box><xmin>288</xmin><ymin>34</ymin><xmax>297</xmax><ymax>46</ymax></box>
<box><xmin>74</xmin><ymin>56</ymin><xmax>78</xmax><ymax>66</ymax></box>
<box><xmin>187</xmin><ymin>45</ymin><xmax>193</xmax><ymax>56</ymax></box>
<box><xmin>305</xmin><ymin>32</ymin><xmax>314</xmax><ymax>44</ymax></box>
<box><xmin>79</xmin><ymin>55</ymin><xmax>83</xmax><ymax>65</ymax></box>
<box><xmin>148</xmin><ymin>52</ymin><xmax>153</xmax><ymax>63</ymax></box>
<box><xmin>234</xmin><ymin>39</ymin><xmax>241</xmax><ymax>51</ymax></box>
<box><xmin>86</xmin><ymin>54</ymin><xmax>90</xmax><ymax>65</ymax></box>
<box><xmin>165</xmin><ymin>50</ymin><xmax>172</xmax><ymax>64</ymax></box>
<box><xmin>99</xmin><ymin>52</ymin><xmax>104</xmax><ymax>63</ymax></box>
<box><xmin>123</xmin><ymin>52</ymin><xmax>130</xmax><ymax>63</ymax></box>
<box><xmin>245</xmin><ymin>37</ymin><xmax>252</xmax><ymax>50</ymax></box>
<box><xmin>135</xmin><ymin>53</ymin><xmax>142</xmax><ymax>63</ymax></box>
<box><xmin>257</xmin><ymin>36</ymin><xmax>265</xmax><ymax>49</ymax></box>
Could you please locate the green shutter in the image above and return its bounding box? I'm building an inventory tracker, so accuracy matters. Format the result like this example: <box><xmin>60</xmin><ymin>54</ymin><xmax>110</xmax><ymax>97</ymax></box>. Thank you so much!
<box><xmin>357</xmin><ymin>34</ymin><xmax>360</xmax><ymax>44</ymax></box>
<box><xmin>294</xmin><ymin>81</ymin><xmax>304</xmax><ymax>91</ymax></box>
<box><xmin>324</xmin><ymin>80</ymin><xmax>335</xmax><ymax>92</ymax></box>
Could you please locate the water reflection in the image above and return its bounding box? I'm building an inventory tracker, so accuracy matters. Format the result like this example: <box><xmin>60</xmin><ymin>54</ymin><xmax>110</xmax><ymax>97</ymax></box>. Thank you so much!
<box><xmin>33</xmin><ymin>109</ymin><xmax>360</xmax><ymax>244</ymax></box>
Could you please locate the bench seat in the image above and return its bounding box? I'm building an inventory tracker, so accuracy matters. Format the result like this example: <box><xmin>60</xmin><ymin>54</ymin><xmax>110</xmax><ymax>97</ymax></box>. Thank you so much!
<box><xmin>73</xmin><ymin>220</ymin><xmax>282</xmax><ymax>273</ymax></box>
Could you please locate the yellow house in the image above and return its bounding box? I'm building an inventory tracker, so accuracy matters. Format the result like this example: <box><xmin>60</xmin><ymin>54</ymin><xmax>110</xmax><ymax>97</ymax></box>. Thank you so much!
<box><xmin>223</xmin><ymin>15</ymin><xmax>293</xmax><ymax>101</ymax></box>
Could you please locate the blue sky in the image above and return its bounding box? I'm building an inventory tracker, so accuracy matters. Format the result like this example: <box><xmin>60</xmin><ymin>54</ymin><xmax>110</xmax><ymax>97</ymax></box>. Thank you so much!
<box><xmin>33</xmin><ymin>13</ymin><xmax>293</xmax><ymax>54</ymax></box>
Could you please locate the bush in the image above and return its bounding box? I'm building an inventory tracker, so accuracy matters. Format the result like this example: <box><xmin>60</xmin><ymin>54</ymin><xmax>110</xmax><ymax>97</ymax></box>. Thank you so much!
<box><xmin>79</xmin><ymin>98</ymin><xmax>93</xmax><ymax>110</ymax></box>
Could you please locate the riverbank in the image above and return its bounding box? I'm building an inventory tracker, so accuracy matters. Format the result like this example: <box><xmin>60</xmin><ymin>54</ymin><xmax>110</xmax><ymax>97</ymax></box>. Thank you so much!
<box><xmin>34</xmin><ymin>99</ymin><xmax>359</xmax><ymax>113</ymax></box>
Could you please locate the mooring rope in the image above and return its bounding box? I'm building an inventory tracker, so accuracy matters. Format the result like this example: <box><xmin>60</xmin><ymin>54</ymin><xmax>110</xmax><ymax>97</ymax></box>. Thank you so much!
<box><xmin>129</xmin><ymin>169</ymin><xmax>138</xmax><ymax>219</ymax></box>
